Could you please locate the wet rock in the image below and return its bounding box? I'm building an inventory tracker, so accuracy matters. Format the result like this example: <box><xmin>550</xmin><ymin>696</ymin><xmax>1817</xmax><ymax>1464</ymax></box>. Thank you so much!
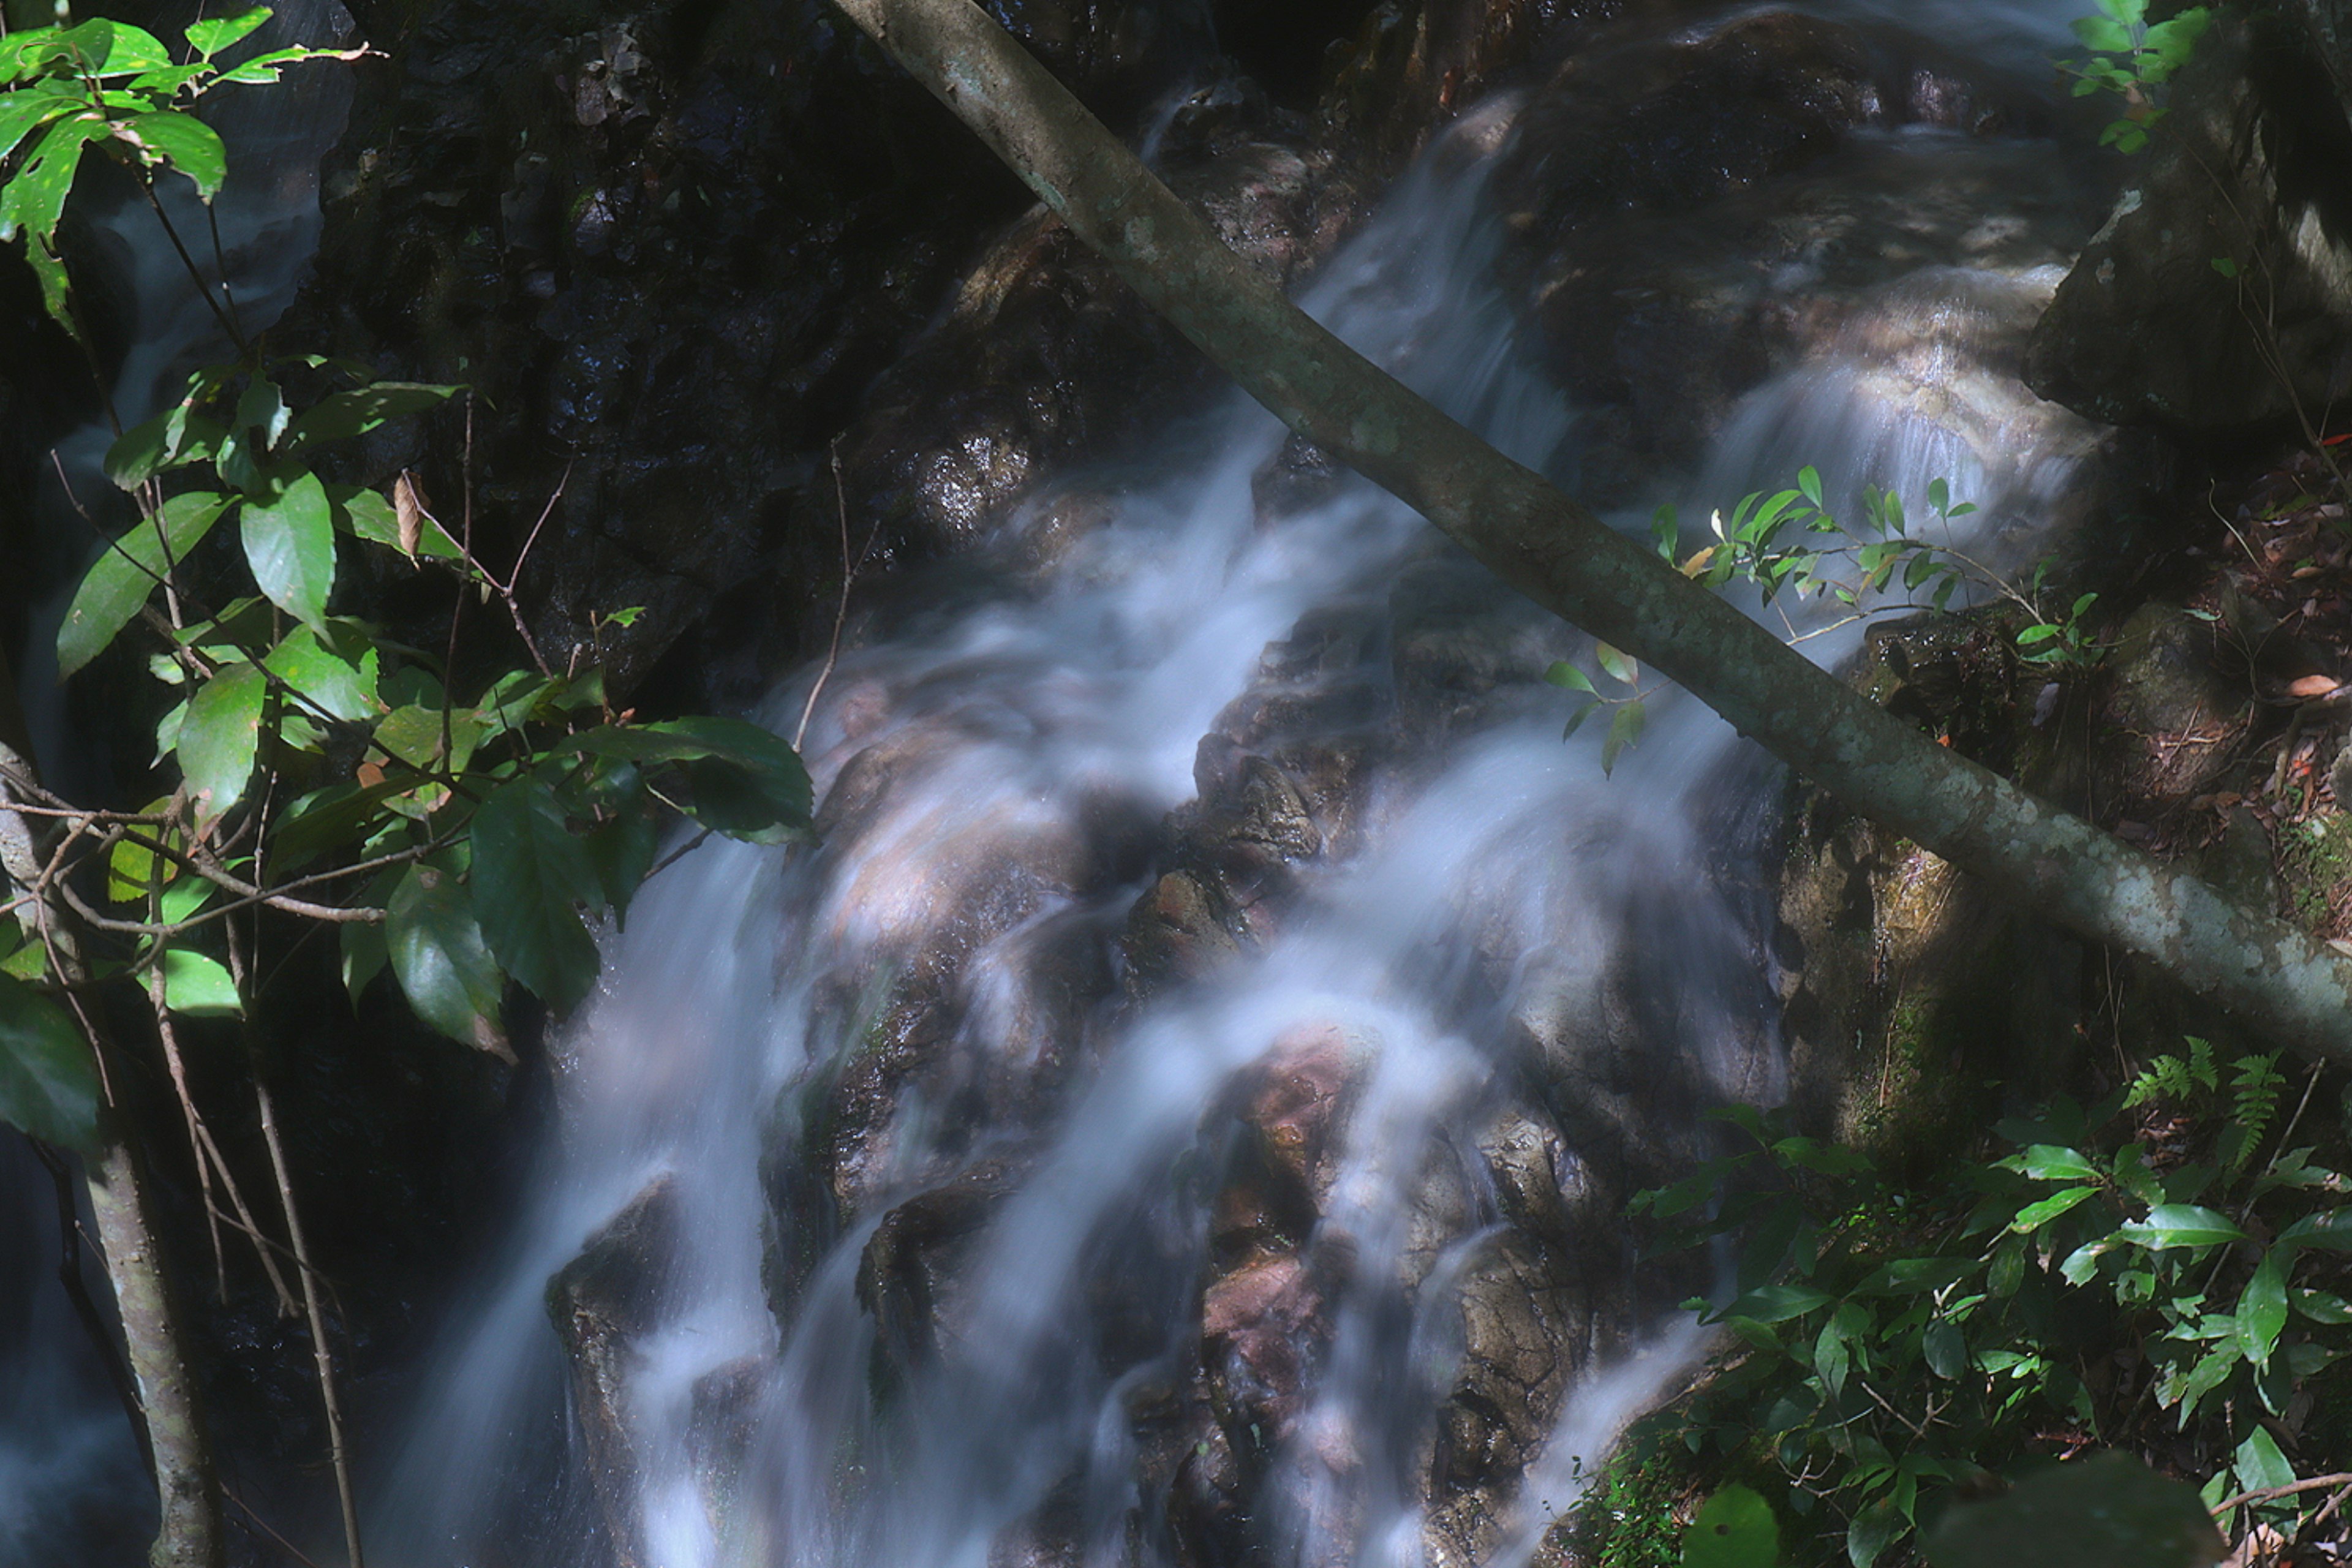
<box><xmin>841</xmin><ymin>123</ymin><xmax>1369</xmax><ymax>557</ymax></box>
<box><xmin>2025</xmin><ymin>12</ymin><xmax>2352</xmax><ymax>435</ymax></box>
<box><xmin>2097</xmin><ymin>603</ymin><xmax>2254</xmax><ymax>800</ymax></box>
<box><xmin>1389</xmin><ymin>554</ymin><xmax>1579</xmax><ymax>736</ymax></box>
<box><xmin>546</xmin><ymin>1175</ymin><xmax>681</xmax><ymax>1568</ymax></box>
<box><xmin>1493</xmin><ymin>10</ymin><xmax>2086</xmax><ymax>497</ymax></box>
<box><xmin>856</xmin><ymin>1163</ymin><xmax>1009</xmax><ymax>1388</ymax></box>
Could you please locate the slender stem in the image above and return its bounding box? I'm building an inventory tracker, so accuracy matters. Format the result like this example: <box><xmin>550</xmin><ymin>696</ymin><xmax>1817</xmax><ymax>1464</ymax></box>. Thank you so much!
<box><xmin>251</xmin><ymin>1071</ymin><xmax>364</xmax><ymax>1568</ymax></box>
<box><xmin>138</xmin><ymin>176</ymin><xmax>249</xmax><ymax>359</ymax></box>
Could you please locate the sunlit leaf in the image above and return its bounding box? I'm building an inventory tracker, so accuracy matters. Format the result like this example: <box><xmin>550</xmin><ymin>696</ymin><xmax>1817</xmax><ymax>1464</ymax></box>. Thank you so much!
<box><xmin>162</xmin><ymin>949</ymin><xmax>241</xmax><ymax>1016</ymax></box>
<box><xmin>176</xmin><ymin>662</ymin><xmax>266</xmax><ymax>820</ymax></box>
<box><xmin>113</xmin><ymin>111</ymin><xmax>227</xmax><ymax>200</ymax></box>
<box><xmin>184</xmin><ymin>7</ymin><xmax>274</xmax><ymax>59</ymax></box>
<box><xmin>241</xmin><ymin>471</ymin><xmax>334</xmax><ymax>629</ymax></box>
<box><xmin>1683</xmin><ymin>1485</ymin><xmax>1777</xmax><ymax>1568</ymax></box>
<box><xmin>58</xmin><ymin>492</ymin><xmax>234</xmax><ymax>679</ymax></box>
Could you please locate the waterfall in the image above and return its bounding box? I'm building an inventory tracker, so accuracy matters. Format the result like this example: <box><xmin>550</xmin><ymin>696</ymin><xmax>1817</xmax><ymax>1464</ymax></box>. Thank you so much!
<box><xmin>370</xmin><ymin>3</ymin><xmax>2109</xmax><ymax>1564</ymax></box>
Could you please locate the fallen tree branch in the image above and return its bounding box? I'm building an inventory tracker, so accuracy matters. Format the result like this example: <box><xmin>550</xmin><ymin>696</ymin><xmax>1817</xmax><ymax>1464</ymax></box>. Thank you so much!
<box><xmin>829</xmin><ymin>0</ymin><xmax>2352</xmax><ymax>1063</ymax></box>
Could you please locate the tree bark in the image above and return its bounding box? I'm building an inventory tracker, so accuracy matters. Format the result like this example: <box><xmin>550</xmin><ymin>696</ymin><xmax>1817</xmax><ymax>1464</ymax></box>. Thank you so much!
<box><xmin>0</xmin><ymin>668</ymin><xmax>223</xmax><ymax>1568</ymax></box>
<box><xmin>827</xmin><ymin>0</ymin><xmax>2352</xmax><ymax>1063</ymax></box>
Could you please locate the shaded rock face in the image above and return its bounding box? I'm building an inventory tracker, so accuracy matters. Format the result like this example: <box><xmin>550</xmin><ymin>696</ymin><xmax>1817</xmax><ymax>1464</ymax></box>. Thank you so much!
<box><xmin>1492</xmin><ymin>9</ymin><xmax>2089</xmax><ymax>500</ymax></box>
<box><xmin>2026</xmin><ymin>12</ymin><xmax>2352</xmax><ymax>435</ymax></box>
<box><xmin>547</xmin><ymin>1175</ymin><xmax>682</xmax><ymax>1568</ymax></box>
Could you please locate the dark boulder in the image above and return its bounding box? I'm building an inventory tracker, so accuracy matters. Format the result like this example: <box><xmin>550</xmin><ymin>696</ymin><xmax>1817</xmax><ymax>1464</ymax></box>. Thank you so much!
<box><xmin>2025</xmin><ymin>12</ymin><xmax>2352</xmax><ymax>435</ymax></box>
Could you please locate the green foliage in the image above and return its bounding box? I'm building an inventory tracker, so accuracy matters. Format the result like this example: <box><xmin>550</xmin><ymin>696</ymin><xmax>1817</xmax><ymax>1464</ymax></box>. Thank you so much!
<box><xmin>0</xmin><ymin>14</ymin><xmax>817</xmax><ymax>1153</ymax></box>
<box><xmin>1551</xmin><ymin>472</ymin><xmax>2102</xmax><ymax>767</ymax></box>
<box><xmin>2061</xmin><ymin>0</ymin><xmax>2211</xmax><ymax>153</ymax></box>
<box><xmin>1923</xmin><ymin>1453</ymin><xmax>2225</xmax><ymax>1568</ymax></box>
<box><xmin>1684</xmin><ymin>1485</ymin><xmax>1779</xmax><ymax>1568</ymax></box>
<box><xmin>1628</xmin><ymin>1083</ymin><xmax>2351</xmax><ymax>1566</ymax></box>
<box><xmin>0</xmin><ymin>8</ymin><xmax>361</xmax><ymax>326</ymax></box>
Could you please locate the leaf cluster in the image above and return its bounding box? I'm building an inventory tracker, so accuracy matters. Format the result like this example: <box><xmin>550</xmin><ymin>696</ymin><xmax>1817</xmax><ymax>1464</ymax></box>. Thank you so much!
<box><xmin>1628</xmin><ymin>1083</ymin><xmax>2352</xmax><ymax>1567</ymax></box>
<box><xmin>2060</xmin><ymin>0</ymin><xmax>2211</xmax><ymax>153</ymax></box>
<box><xmin>0</xmin><ymin>7</ymin><xmax>359</xmax><ymax>323</ymax></box>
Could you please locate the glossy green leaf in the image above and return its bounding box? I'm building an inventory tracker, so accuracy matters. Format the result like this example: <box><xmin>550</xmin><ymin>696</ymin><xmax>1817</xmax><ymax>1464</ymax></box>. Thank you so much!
<box><xmin>1600</xmin><ymin>699</ymin><xmax>1646</xmax><ymax>777</ymax></box>
<box><xmin>241</xmin><ymin>471</ymin><xmax>335</xmax><ymax>629</ymax></box>
<box><xmin>2277</xmin><ymin>1210</ymin><xmax>2352</xmax><ymax>1252</ymax></box>
<box><xmin>2233</xmin><ymin>1427</ymin><xmax>2293</xmax><ymax>1496</ymax></box>
<box><xmin>1544</xmin><ymin>661</ymin><xmax>1596</xmax><ymax>696</ymax></box>
<box><xmin>2010</xmin><ymin>1144</ymin><xmax>2098</xmax><ymax>1182</ymax></box>
<box><xmin>584</xmin><ymin>807</ymin><xmax>659</xmax><ymax>921</ymax></box>
<box><xmin>2011</xmin><ymin>1186</ymin><xmax>2101</xmax><ymax>1232</ymax></box>
<box><xmin>387</xmin><ymin>865</ymin><xmax>507</xmax><ymax>1052</ymax></box>
<box><xmin>2236</xmin><ymin>1250</ymin><xmax>2288</xmax><ymax>1370</ymax></box>
<box><xmin>0</xmin><ymin>973</ymin><xmax>100</xmax><ymax>1156</ymax></box>
<box><xmin>1720</xmin><ymin>1284</ymin><xmax>1831</xmax><ymax>1324</ymax></box>
<box><xmin>469</xmin><ymin>778</ymin><xmax>602</xmax><ymax>1011</ymax></box>
<box><xmin>176</xmin><ymin>662</ymin><xmax>266</xmax><ymax>820</ymax></box>
<box><xmin>58</xmin><ymin>493</ymin><xmax>235</xmax><ymax>679</ymax></box>
<box><xmin>1924</xmin><ymin>1317</ymin><xmax>1967</xmax><ymax>1379</ymax></box>
<box><xmin>88</xmin><ymin>22</ymin><xmax>171</xmax><ymax>75</ymax></box>
<box><xmin>263</xmin><ymin>624</ymin><xmax>377</xmax><ymax>723</ymax></box>
<box><xmin>340</xmin><ymin>916</ymin><xmax>388</xmax><ymax>1003</ymax></box>
<box><xmin>565</xmin><ymin>717</ymin><xmax>812</xmax><ymax>841</ymax></box>
<box><xmin>1683</xmin><ymin>1485</ymin><xmax>1777</xmax><ymax>1568</ymax></box>
<box><xmin>2118</xmin><ymin>1205</ymin><xmax>2247</xmax><ymax>1250</ymax></box>
<box><xmin>1594</xmin><ymin>643</ymin><xmax>1638</xmax><ymax>686</ymax></box>
<box><xmin>162</xmin><ymin>949</ymin><xmax>241</xmax><ymax>1016</ymax></box>
<box><xmin>334</xmin><ymin>484</ymin><xmax>464</xmax><ymax>559</ymax></box>
<box><xmin>113</xmin><ymin>112</ymin><xmax>227</xmax><ymax>200</ymax></box>
<box><xmin>284</xmin><ymin>382</ymin><xmax>458</xmax><ymax>454</ymax></box>
<box><xmin>184</xmin><ymin>7</ymin><xmax>273</xmax><ymax>58</ymax></box>
<box><xmin>0</xmin><ymin>89</ymin><xmax>74</xmax><ymax>167</ymax></box>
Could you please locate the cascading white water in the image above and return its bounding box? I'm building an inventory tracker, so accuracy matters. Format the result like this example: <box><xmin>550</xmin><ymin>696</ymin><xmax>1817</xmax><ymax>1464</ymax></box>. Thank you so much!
<box><xmin>0</xmin><ymin>7</ymin><xmax>353</xmax><ymax>1563</ymax></box>
<box><xmin>372</xmin><ymin>3</ymin><xmax>2114</xmax><ymax>1564</ymax></box>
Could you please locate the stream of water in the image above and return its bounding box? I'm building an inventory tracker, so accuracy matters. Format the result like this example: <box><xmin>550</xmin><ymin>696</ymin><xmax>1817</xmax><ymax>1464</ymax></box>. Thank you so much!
<box><xmin>0</xmin><ymin>2</ymin><xmax>2119</xmax><ymax>1564</ymax></box>
<box><xmin>369</xmin><ymin>6</ymin><xmax>2108</xmax><ymax>1566</ymax></box>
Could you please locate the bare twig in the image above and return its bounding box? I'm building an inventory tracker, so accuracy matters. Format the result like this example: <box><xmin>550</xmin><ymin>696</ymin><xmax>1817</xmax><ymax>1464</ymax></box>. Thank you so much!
<box><xmin>2214</xmin><ymin>1473</ymin><xmax>2352</xmax><ymax>1515</ymax></box>
<box><xmin>252</xmin><ymin>1072</ymin><xmax>363</xmax><ymax>1568</ymax></box>
<box><xmin>796</xmin><ymin>439</ymin><xmax>881</xmax><ymax>750</ymax></box>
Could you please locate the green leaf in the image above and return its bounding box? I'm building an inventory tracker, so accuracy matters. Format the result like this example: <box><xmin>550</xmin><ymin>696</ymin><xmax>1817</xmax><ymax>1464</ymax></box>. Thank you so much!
<box><xmin>162</xmin><ymin>949</ymin><xmax>241</xmax><ymax>1016</ymax></box>
<box><xmin>1814</xmin><ymin>1315</ymin><xmax>1852</xmax><ymax>1397</ymax></box>
<box><xmin>2119</xmin><ymin>1205</ymin><xmax>2248</xmax><ymax>1250</ymax></box>
<box><xmin>87</xmin><ymin>23</ymin><xmax>171</xmax><ymax>75</ymax></box>
<box><xmin>341</xmin><ymin>916</ymin><xmax>388</xmax><ymax>1003</ymax></box>
<box><xmin>469</xmin><ymin>778</ymin><xmax>602</xmax><ymax>1011</ymax></box>
<box><xmin>1544</xmin><ymin>661</ymin><xmax>1597</xmax><ymax>696</ymax></box>
<box><xmin>112</xmin><ymin>111</ymin><xmax>227</xmax><ymax>200</ymax></box>
<box><xmin>2236</xmin><ymin>1251</ymin><xmax>2288</xmax><ymax>1370</ymax></box>
<box><xmin>59</xmin><ymin>491</ymin><xmax>235</xmax><ymax>679</ymax></box>
<box><xmin>1924</xmin><ymin>1452</ymin><xmax>2225</xmax><ymax>1568</ymax></box>
<box><xmin>0</xmin><ymin>973</ymin><xmax>100</xmax><ymax>1156</ymax></box>
<box><xmin>584</xmin><ymin>807</ymin><xmax>659</xmax><ymax>921</ymax></box>
<box><xmin>1600</xmin><ymin>699</ymin><xmax>1646</xmax><ymax>777</ymax></box>
<box><xmin>1595</xmin><ymin>643</ymin><xmax>1638</xmax><ymax>686</ymax></box>
<box><xmin>387</xmin><ymin>864</ymin><xmax>507</xmax><ymax>1053</ymax></box>
<box><xmin>0</xmin><ymin>89</ymin><xmax>74</xmax><ymax>167</ymax></box>
<box><xmin>2010</xmin><ymin>1144</ymin><xmax>2099</xmax><ymax>1182</ymax></box>
<box><xmin>565</xmin><ymin>717</ymin><xmax>813</xmax><ymax>842</ymax></box>
<box><xmin>2277</xmin><ymin>1210</ymin><xmax>2352</xmax><ymax>1252</ymax></box>
<box><xmin>0</xmin><ymin>112</ymin><xmax>110</xmax><ymax>324</ymax></box>
<box><xmin>241</xmin><ymin>472</ymin><xmax>335</xmax><ymax>629</ymax></box>
<box><xmin>263</xmin><ymin>623</ymin><xmax>377</xmax><ymax>723</ymax></box>
<box><xmin>1797</xmin><ymin>466</ymin><xmax>1825</xmax><ymax>508</ymax></box>
<box><xmin>2072</xmin><ymin>15</ymin><xmax>2134</xmax><ymax>50</ymax></box>
<box><xmin>1683</xmin><ymin>1485</ymin><xmax>1777</xmax><ymax>1568</ymax></box>
<box><xmin>184</xmin><ymin>7</ymin><xmax>273</xmax><ymax>58</ymax></box>
<box><xmin>334</xmin><ymin>483</ymin><xmax>463</xmax><ymax>559</ymax></box>
<box><xmin>176</xmin><ymin>662</ymin><xmax>266</xmax><ymax>820</ymax></box>
<box><xmin>2291</xmin><ymin>1287</ymin><xmax>2352</xmax><ymax>1325</ymax></box>
<box><xmin>1721</xmin><ymin>1283</ymin><xmax>1832</xmax><ymax>1324</ymax></box>
<box><xmin>2012</xmin><ymin>1186</ymin><xmax>2102</xmax><ymax>1232</ymax></box>
<box><xmin>1924</xmin><ymin>1317</ymin><xmax>1967</xmax><ymax>1379</ymax></box>
<box><xmin>283</xmin><ymin>382</ymin><xmax>458</xmax><ymax>455</ymax></box>
<box><xmin>1847</xmin><ymin>1497</ymin><xmax>1903</xmax><ymax>1568</ymax></box>
<box><xmin>2233</xmin><ymin>1427</ymin><xmax>2294</xmax><ymax>1496</ymax></box>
